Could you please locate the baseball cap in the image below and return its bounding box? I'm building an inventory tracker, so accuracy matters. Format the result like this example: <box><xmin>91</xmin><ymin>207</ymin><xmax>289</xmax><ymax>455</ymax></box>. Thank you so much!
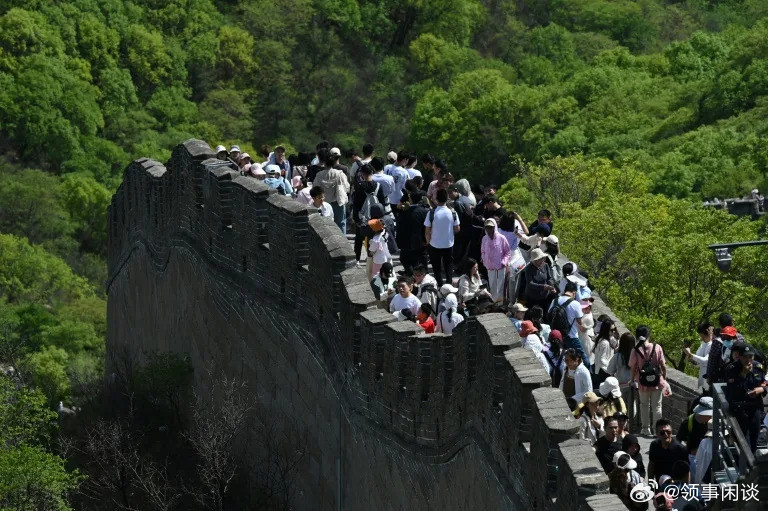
<box><xmin>484</xmin><ymin>218</ymin><xmax>497</xmax><ymax>227</ymax></box>
<box><xmin>613</xmin><ymin>451</ymin><xmax>637</xmax><ymax>470</ymax></box>
<box><xmin>549</xmin><ymin>330</ymin><xmax>563</xmax><ymax>341</ymax></box>
<box><xmin>439</xmin><ymin>283</ymin><xmax>459</xmax><ymax>297</ymax></box>
<box><xmin>581</xmin><ymin>391</ymin><xmax>600</xmax><ymax>404</ymax></box>
<box><xmin>229</xmin><ymin>145</ymin><xmax>241</xmax><ymax>153</ymax></box>
<box><xmin>721</xmin><ymin>326</ymin><xmax>738</xmax><ymax>338</ymax></box>
<box><xmin>741</xmin><ymin>344</ymin><xmax>758</xmax><ymax>357</ymax></box>
<box><xmin>544</xmin><ymin>235</ymin><xmax>559</xmax><ymax>244</ymax></box>
<box><xmin>266</xmin><ymin>164</ymin><xmax>281</xmax><ymax>175</ymax></box>
<box><xmin>387</xmin><ymin>151</ymin><xmax>398</xmax><ymax>162</ymax></box>
<box><xmin>330</xmin><ymin>147</ymin><xmax>341</xmax><ymax>156</ymax></box>
<box><xmin>693</xmin><ymin>396</ymin><xmax>714</xmax><ymax>416</ymax></box>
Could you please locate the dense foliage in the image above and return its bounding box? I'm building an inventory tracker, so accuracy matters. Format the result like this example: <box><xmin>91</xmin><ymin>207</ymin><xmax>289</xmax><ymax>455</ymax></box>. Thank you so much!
<box><xmin>1</xmin><ymin>1</ymin><xmax>768</xmax><ymax>506</ymax></box>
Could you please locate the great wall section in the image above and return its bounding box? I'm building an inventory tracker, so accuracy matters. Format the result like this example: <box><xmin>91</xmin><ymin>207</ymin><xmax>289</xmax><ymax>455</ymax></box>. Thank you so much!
<box><xmin>106</xmin><ymin>139</ymin><xmax>701</xmax><ymax>510</ymax></box>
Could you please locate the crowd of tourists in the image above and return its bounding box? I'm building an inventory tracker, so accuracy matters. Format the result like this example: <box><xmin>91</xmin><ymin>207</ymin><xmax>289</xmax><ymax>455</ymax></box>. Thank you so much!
<box><xmin>214</xmin><ymin>141</ymin><xmax>766</xmax><ymax>511</ymax></box>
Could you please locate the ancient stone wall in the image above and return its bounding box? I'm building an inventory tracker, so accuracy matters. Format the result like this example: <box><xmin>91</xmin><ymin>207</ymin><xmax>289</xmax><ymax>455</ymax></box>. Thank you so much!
<box><xmin>108</xmin><ymin>140</ymin><xmax>689</xmax><ymax>510</ymax></box>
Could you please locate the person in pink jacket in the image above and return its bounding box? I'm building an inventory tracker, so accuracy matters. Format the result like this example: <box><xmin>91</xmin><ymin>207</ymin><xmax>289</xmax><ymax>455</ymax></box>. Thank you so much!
<box><xmin>481</xmin><ymin>218</ymin><xmax>511</xmax><ymax>302</ymax></box>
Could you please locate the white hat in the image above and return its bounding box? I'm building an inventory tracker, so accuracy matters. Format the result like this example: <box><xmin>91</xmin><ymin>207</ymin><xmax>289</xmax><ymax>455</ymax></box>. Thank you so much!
<box><xmin>439</xmin><ymin>284</ymin><xmax>459</xmax><ymax>297</ymax></box>
<box><xmin>693</xmin><ymin>396</ymin><xmax>714</xmax><ymax>417</ymax></box>
<box><xmin>240</xmin><ymin>152</ymin><xmax>251</xmax><ymax>161</ymax></box>
<box><xmin>484</xmin><ymin>218</ymin><xmax>497</xmax><ymax>228</ymax></box>
<box><xmin>230</xmin><ymin>145</ymin><xmax>241</xmax><ymax>153</ymax></box>
<box><xmin>330</xmin><ymin>147</ymin><xmax>341</xmax><ymax>156</ymax></box>
<box><xmin>566</xmin><ymin>274</ymin><xmax>587</xmax><ymax>287</ymax></box>
<box><xmin>215</xmin><ymin>145</ymin><xmax>227</xmax><ymax>153</ymax></box>
<box><xmin>530</xmin><ymin>248</ymin><xmax>547</xmax><ymax>261</ymax></box>
<box><xmin>544</xmin><ymin>235</ymin><xmax>559</xmax><ymax>244</ymax></box>
<box><xmin>612</xmin><ymin>451</ymin><xmax>637</xmax><ymax>470</ymax></box>
<box><xmin>510</xmin><ymin>302</ymin><xmax>528</xmax><ymax>313</ymax></box>
<box><xmin>266</xmin><ymin>164</ymin><xmax>281</xmax><ymax>175</ymax></box>
<box><xmin>599</xmin><ymin>377</ymin><xmax>622</xmax><ymax>399</ymax></box>
<box><xmin>387</xmin><ymin>151</ymin><xmax>398</xmax><ymax>162</ymax></box>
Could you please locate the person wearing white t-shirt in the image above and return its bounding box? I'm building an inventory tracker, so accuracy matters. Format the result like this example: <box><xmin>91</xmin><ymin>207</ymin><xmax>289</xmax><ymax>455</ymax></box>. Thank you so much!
<box><xmin>389</xmin><ymin>277</ymin><xmax>421</xmax><ymax>317</ymax></box>
<box><xmin>386</xmin><ymin>153</ymin><xmax>409</xmax><ymax>206</ymax></box>
<box><xmin>424</xmin><ymin>188</ymin><xmax>460</xmax><ymax>287</ymax></box>
<box><xmin>435</xmin><ymin>294</ymin><xmax>464</xmax><ymax>334</ymax></box>
<box><xmin>549</xmin><ymin>281</ymin><xmax>591</xmax><ymax>370</ymax></box>
<box><xmin>405</xmin><ymin>154</ymin><xmax>422</xmax><ymax>179</ymax></box>
<box><xmin>310</xmin><ymin>186</ymin><xmax>333</xmax><ymax>218</ymax></box>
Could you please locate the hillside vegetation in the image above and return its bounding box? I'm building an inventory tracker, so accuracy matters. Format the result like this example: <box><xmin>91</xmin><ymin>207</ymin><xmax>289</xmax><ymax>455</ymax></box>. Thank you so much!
<box><xmin>1</xmin><ymin>1</ymin><xmax>768</xmax><ymax>507</ymax></box>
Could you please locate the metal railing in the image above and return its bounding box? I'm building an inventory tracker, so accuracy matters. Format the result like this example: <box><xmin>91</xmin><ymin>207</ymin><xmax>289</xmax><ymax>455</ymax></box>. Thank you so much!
<box><xmin>712</xmin><ymin>383</ymin><xmax>756</xmax><ymax>484</ymax></box>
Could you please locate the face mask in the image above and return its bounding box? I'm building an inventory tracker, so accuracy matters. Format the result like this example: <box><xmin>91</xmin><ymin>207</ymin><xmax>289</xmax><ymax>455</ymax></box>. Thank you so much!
<box><xmin>722</xmin><ymin>339</ymin><xmax>733</xmax><ymax>348</ymax></box>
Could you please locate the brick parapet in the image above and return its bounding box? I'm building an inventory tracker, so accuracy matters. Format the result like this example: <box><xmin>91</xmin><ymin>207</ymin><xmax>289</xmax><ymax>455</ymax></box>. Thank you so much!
<box><xmin>108</xmin><ymin>140</ymin><xmax>627</xmax><ymax>509</ymax></box>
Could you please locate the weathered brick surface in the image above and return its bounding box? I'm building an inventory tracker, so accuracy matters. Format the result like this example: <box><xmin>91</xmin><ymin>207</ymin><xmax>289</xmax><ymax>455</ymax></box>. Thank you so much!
<box><xmin>107</xmin><ymin>140</ymin><xmax>627</xmax><ymax>510</ymax></box>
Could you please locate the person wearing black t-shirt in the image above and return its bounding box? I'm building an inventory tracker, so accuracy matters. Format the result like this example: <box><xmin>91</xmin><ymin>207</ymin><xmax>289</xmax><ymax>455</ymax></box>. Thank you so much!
<box><xmin>676</xmin><ymin>396</ymin><xmax>713</xmax><ymax>456</ymax></box>
<box><xmin>595</xmin><ymin>417</ymin><xmax>623</xmax><ymax>473</ymax></box>
<box><xmin>649</xmin><ymin>418</ymin><xmax>689</xmax><ymax>483</ymax></box>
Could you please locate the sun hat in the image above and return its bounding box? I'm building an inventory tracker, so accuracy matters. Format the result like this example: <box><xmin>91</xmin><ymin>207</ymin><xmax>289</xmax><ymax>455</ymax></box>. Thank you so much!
<box><xmin>229</xmin><ymin>145</ymin><xmax>241</xmax><ymax>153</ymax></box>
<box><xmin>693</xmin><ymin>396</ymin><xmax>714</xmax><ymax>416</ymax></box>
<box><xmin>582</xmin><ymin>391</ymin><xmax>600</xmax><ymax>404</ymax></box>
<box><xmin>599</xmin><ymin>377</ymin><xmax>622</xmax><ymax>399</ymax></box>
<box><xmin>544</xmin><ymin>235</ymin><xmax>559</xmax><ymax>244</ymax></box>
<box><xmin>580</xmin><ymin>299</ymin><xmax>593</xmax><ymax>309</ymax></box>
<box><xmin>510</xmin><ymin>303</ymin><xmax>528</xmax><ymax>313</ymax></box>
<box><xmin>520</xmin><ymin>320</ymin><xmax>538</xmax><ymax>337</ymax></box>
<box><xmin>530</xmin><ymin>248</ymin><xmax>547</xmax><ymax>261</ymax></box>
<box><xmin>215</xmin><ymin>145</ymin><xmax>227</xmax><ymax>153</ymax></box>
<box><xmin>566</xmin><ymin>274</ymin><xmax>588</xmax><ymax>287</ymax></box>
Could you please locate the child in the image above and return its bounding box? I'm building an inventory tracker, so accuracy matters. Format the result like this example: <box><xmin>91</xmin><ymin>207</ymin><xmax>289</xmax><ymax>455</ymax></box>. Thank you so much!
<box><xmin>417</xmin><ymin>303</ymin><xmax>435</xmax><ymax>333</ymax></box>
<box><xmin>368</xmin><ymin>221</ymin><xmax>391</xmax><ymax>279</ymax></box>
<box><xmin>389</xmin><ymin>277</ymin><xmax>421</xmax><ymax>317</ymax></box>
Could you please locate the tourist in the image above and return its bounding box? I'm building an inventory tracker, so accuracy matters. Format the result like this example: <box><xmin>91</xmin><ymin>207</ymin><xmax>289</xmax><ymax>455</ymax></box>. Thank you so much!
<box><xmin>521</xmin><ymin>248</ymin><xmax>557</xmax><ymax>309</ymax></box>
<box><xmin>371</xmin><ymin>157</ymin><xmax>395</xmax><ymax>217</ymax></box>
<box><xmin>352</xmin><ymin>164</ymin><xmax>388</xmax><ymax>265</ymax></box>
<box><xmin>508</xmin><ymin>302</ymin><xmax>527</xmax><ymax>331</ymax></box>
<box><xmin>560</xmin><ymin>349</ymin><xmax>592</xmax><ymax>409</ymax></box>
<box><xmin>448</xmin><ymin>183</ymin><xmax>475</xmax><ymax>264</ymax></box>
<box><xmin>416</xmin><ymin>303</ymin><xmax>435</xmax><ymax>333</ymax></box>
<box><xmin>265</xmin><ymin>165</ymin><xmax>293</xmax><ymax>195</ymax></box>
<box><xmin>435</xmin><ymin>294</ymin><xmax>464</xmax><ymax>335</ymax></box>
<box><xmin>520</xmin><ymin>320</ymin><xmax>551</xmax><ymax>374</ymax></box>
<box><xmin>396</xmin><ymin>190</ymin><xmax>429</xmax><ymax>275</ymax></box>
<box><xmin>592</xmin><ymin>317</ymin><xmax>617</xmax><ymax>386</ymax></box>
<box><xmin>629</xmin><ymin>326</ymin><xmax>667</xmax><ymax>436</ymax></box>
<box><xmin>599</xmin><ymin>377</ymin><xmax>627</xmax><ymax>419</ymax></box>
<box><xmin>574</xmin><ymin>391</ymin><xmax>604</xmax><ymax>446</ymax></box>
<box><xmin>685</xmin><ymin>322</ymin><xmax>713</xmax><ymax>392</ymax></box>
<box><xmin>543</xmin><ymin>329</ymin><xmax>565</xmax><ymax>386</ymax></box>
<box><xmin>706</xmin><ymin>313</ymin><xmax>745</xmax><ymax>387</ymax></box>
<box><xmin>215</xmin><ymin>145</ymin><xmax>228</xmax><ymax>160</ymax></box>
<box><xmin>413</xmin><ymin>265</ymin><xmax>439</xmax><ymax>313</ymax></box>
<box><xmin>293</xmin><ymin>176</ymin><xmax>312</xmax><ymax>205</ymax></box>
<box><xmin>579</xmin><ymin>298</ymin><xmax>596</xmax><ymax>363</ymax></box>
<box><xmin>676</xmin><ymin>396</ymin><xmax>713</xmax><ymax>476</ymax></box>
<box><xmin>608</xmin><ymin>333</ymin><xmax>635</xmax><ymax>417</ymax></box>
<box><xmin>648</xmin><ymin>419</ymin><xmax>689</xmax><ymax>483</ymax></box>
<box><xmin>386</xmin><ymin>152</ymin><xmax>409</xmax><ymax>209</ymax></box>
<box><xmin>424</xmin><ymin>188</ymin><xmax>460</xmax><ymax>287</ymax></box>
<box><xmin>405</xmin><ymin>153</ymin><xmax>421</xmax><ymax>179</ymax></box>
<box><xmin>481</xmin><ymin>218</ymin><xmax>511</xmax><ymax>303</ymax></box>
<box><xmin>609</xmin><ymin>451</ymin><xmax>644</xmax><ymax>511</ymax></box>
<box><xmin>314</xmin><ymin>152</ymin><xmax>350</xmax><ymax>234</ymax></box>
<box><xmin>549</xmin><ymin>281</ymin><xmax>591</xmax><ymax>370</ymax></box>
<box><xmin>525</xmin><ymin>305</ymin><xmax>551</xmax><ymax>342</ymax></box>
<box><xmin>389</xmin><ymin>277</ymin><xmax>421</xmax><ymax>317</ymax></box>
<box><xmin>350</xmin><ymin>143</ymin><xmax>375</xmax><ymax>187</ymax></box>
<box><xmin>621</xmin><ymin>434</ymin><xmax>646</xmax><ymax>477</ymax></box>
<box><xmin>456</xmin><ymin>258</ymin><xmax>493</xmax><ymax>314</ymax></box>
<box><xmin>371</xmin><ymin>262</ymin><xmax>396</xmax><ymax>304</ymax></box>
<box><xmin>595</xmin><ymin>417</ymin><xmax>623</xmax><ymax>473</ymax></box>
<box><xmin>309</xmin><ymin>186</ymin><xmax>333</xmax><ymax>218</ymax></box>
<box><xmin>367</xmin><ymin>215</ymin><xmax>391</xmax><ymax>279</ymax></box>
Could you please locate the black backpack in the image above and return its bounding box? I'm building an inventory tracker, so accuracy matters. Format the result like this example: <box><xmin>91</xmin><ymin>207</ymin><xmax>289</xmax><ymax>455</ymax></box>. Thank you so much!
<box><xmin>636</xmin><ymin>343</ymin><xmax>661</xmax><ymax>387</ymax></box>
<box><xmin>547</xmin><ymin>296</ymin><xmax>575</xmax><ymax>335</ymax></box>
<box><xmin>544</xmin><ymin>350</ymin><xmax>565</xmax><ymax>387</ymax></box>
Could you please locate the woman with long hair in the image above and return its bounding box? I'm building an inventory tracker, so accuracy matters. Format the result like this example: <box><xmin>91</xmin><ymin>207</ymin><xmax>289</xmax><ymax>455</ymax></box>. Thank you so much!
<box><xmin>573</xmin><ymin>391</ymin><xmax>604</xmax><ymax>446</ymax></box>
<box><xmin>435</xmin><ymin>293</ymin><xmax>464</xmax><ymax>335</ymax></box>
<box><xmin>608</xmin><ymin>332</ymin><xmax>636</xmax><ymax>426</ymax></box>
<box><xmin>559</xmin><ymin>349</ymin><xmax>593</xmax><ymax>410</ymax></box>
<box><xmin>456</xmin><ymin>257</ymin><xmax>492</xmax><ymax>314</ymax></box>
<box><xmin>592</xmin><ymin>317</ymin><xmax>616</xmax><ymax>386</ymax></box>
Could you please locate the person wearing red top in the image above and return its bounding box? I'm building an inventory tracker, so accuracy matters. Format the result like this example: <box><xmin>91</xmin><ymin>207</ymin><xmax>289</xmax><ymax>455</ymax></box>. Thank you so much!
<box><xmin>417</xmin><ymin>303</ymin><xmax>435</xmax><ymax>333</ymax></box>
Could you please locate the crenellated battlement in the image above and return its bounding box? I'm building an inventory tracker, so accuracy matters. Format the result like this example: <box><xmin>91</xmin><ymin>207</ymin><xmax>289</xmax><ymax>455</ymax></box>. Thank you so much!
<box><xmin>107</xmin><ymin>139</ymin><xmax>646</xmax><ymax>510</ymax></box>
